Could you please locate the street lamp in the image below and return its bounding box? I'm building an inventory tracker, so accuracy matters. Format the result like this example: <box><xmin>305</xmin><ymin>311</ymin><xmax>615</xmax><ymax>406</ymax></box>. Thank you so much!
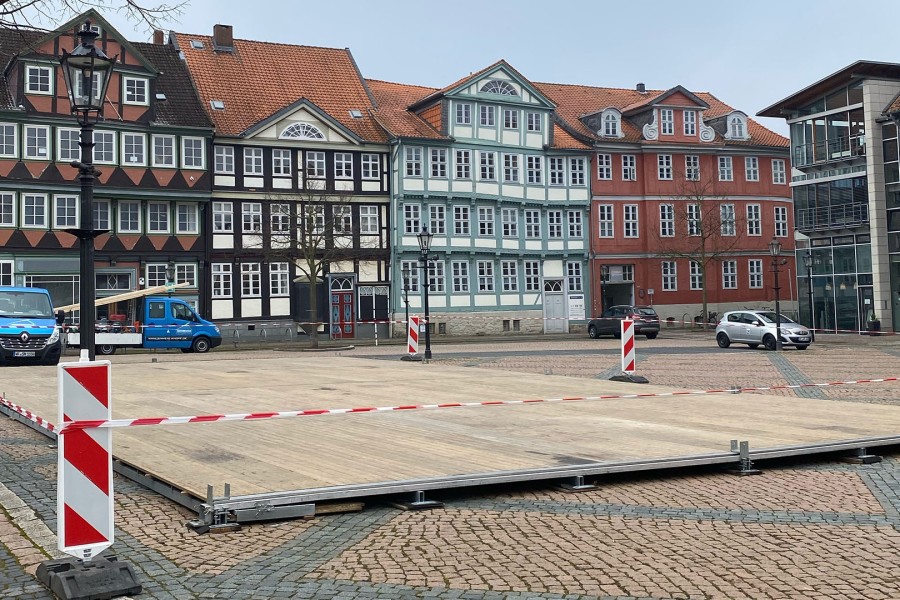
<box><xmin>401</xmin><ymin>266</ymin><xmax>411</xmax><ymax>331</ymax></box>
<box><xmin>600</xmin><ymin>265</ymin><xmax>609</xmax><ymax>314</ymax></box>
<box><xmin>802</xmin><ymin>251</ymin><xmax>815</xmax><ymax>342</ymax></box>
<box><xmin>416</xmin><ymin>226</ymin><xmax>434</xmax><ymax>360</ymax></box>
<box><xmin>60</xmin><ymin>21</ymin><xmax>117</xmax><ymax>361</ymax></box>
<box><xmin>769</xmin><ymin>238</ymin><xmax>783</xmax><ymax>351</ymax></box>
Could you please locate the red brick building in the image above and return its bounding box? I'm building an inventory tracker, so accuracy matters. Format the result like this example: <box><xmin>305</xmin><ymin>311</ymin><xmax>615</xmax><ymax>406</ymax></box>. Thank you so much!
<box><xmin>540</xmin><ymin>83</ymin><xmax>794</xmax><ymax>324</ymax></box>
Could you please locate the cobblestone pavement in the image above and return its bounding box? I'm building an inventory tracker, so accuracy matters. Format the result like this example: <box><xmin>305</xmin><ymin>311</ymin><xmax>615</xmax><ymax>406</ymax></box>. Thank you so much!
<box><xmin>2</xmin><ymin>336</ymin><xmax>900</xmax><ymax>599</ymax></box>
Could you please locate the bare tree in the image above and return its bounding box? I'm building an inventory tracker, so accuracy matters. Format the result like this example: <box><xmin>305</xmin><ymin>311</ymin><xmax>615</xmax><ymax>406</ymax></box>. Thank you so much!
<box><xmin>0</xmin><ymin>0</ymin><xmax>187</xmax><ymax>34</ymax></box>
<box><xmin>652</xmin><ymin>176</ymin><xmax>746</xmax><ymax>329</ymax></box>
<box><xmin>246</xmin><ymin>183</ymin><xmax>356</xmax><ymax>348</ymax></box>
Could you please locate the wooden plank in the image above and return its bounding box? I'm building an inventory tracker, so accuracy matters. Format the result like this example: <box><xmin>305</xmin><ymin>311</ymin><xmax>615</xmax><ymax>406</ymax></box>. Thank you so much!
<box><xmin>55</xmin><ymin>282</ymin><xmax>190</xmax><ymax>312</ymax></box>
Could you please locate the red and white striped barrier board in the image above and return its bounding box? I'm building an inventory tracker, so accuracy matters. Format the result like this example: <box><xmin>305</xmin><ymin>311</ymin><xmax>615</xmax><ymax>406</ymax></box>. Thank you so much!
<box><xmin>57</xmin><ymin>361</ymin><xmax>113</xmax><ymax>562</ymax></box>
<box><xmin>407</xmin><ymin>316</ymin><xmax>420</xmax><ymax>355</ymax></box>
<box><xmin>621</xmin><ymin>318</ymin><xmax>635</xmax><ymax>374</ymax></box>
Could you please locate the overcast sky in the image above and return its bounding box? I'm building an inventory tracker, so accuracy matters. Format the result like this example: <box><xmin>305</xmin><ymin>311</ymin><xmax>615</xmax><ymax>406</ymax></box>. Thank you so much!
<box><xmin>71</xmin><ymin>0</ymin><xmax>900</xmax><ymax>136</ymax></box>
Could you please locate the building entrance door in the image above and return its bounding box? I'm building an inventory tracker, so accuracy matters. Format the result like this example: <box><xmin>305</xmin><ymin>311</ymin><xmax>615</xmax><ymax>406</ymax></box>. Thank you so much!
<box><xmin>858</xmin><ymin>285</ymin><xmax>874</xmax><ymax>333</ymax></box>
<box><xmin>543</xmin><ymin>279</ymin><xmax>565</xmax><ymax>333</ymax></box>
<box><xmin>330</xmin><ymin>276</ymin><xmax>355</xmax><ymax>339</ymax></box>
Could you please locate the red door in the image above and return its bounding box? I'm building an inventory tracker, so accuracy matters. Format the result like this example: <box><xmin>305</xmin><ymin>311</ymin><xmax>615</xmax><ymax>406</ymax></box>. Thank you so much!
<box><xmin>331</xmin><ymin>292</ymin><xmax>354</xmax><ymax>338</ymax></box>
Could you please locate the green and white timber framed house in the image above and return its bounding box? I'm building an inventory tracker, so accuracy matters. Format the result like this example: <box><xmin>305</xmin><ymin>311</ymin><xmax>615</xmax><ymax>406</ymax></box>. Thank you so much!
<box><xmin>369</xmin><ymin>61</ymin><xmax>593</xmax><ymax>337</ymax></box>
<box><xmin>174</xmin><ymin>25</ymin><xmax>392</xmax><ymax>340</ymax></box>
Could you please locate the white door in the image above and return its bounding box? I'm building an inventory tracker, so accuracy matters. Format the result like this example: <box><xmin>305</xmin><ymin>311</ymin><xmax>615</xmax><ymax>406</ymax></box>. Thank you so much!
<box><xmin>543</xmin><ymin>279</ymin><xmax>565</xmax><ymax>333</ymax></box>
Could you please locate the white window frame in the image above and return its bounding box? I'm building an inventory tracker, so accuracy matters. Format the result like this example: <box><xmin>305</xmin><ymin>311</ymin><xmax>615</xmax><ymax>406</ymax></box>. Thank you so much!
<box><xmin>455</xmin><ymin>150</ymin><xmax>471</xmax><ymax>179</ymax></box>
<box><xmin>526</xmin><ymin>155</ymin><xmax>542</xmax><ymax>184</ymax></box>
<box><xmin>503</xmin><ymin>154</ymin><xmax>519</xmax><ymax>182</ymax></box>
<box><xmin>333</xmin><ymin>205</ymin><xmax>352</xmax><ymax>235</ymax></box>
<box><xmin>176</xmin><ymin>203</ymin><xmax>199</xmax><ymax>234</ymax></box>
<box><xmin>451</xmin><ymin>260</ymin><xmax>469</xmax><ymax>293</ymax></box>
<box><xmin>660</xmin><ymin>108</ymin><xmax>674</xmax><ymax>135</ymax></box>
<box><xmin>93</xmin><ymin>200</ymin><xmax>110</xmax><ymax>231</ymax></box>
<box><xmin>22</xmin><ymin>193</ymin><xmax>48</xmax><ymax>228</ymax></box>
<box><xmin>718</xmin><ymin>156</ymin><xmax>733</xmax><ymax>181</ymax></box>
<box><xmin>657</xmin><ymin>154</ymin><xmax>672</xmax><ymax>180</ymax></box>
<box><xmin>547</xmin><ymin>210</ymin><xmax>563</xmax><ymax>239</ymax></box>
<box><xmin>775</xmin><ymin>206</ymin><xmax>788</xmax><ymax>237</ymax></box>
<box><xmin>480</xmin><ymin>151</ymin><xmax>496</xmax><ymax>181</ymax></box>
<box><xmin>597</xmin><ymin>153</ymin><xmax>612</xmax><ymax>180</ymax></box>
<box><xmin>401</xmin><ymin>260</ymin><xmax>420</xmax><ymax>293</ymax></box>
<box><xmin>0</xmin><ymin>123</ymin><xmax>17</xmax><ymax>158</ymax></box>
<box><xmin>524</xmin><ymin>209</ymin><xmax>540</xmax><ymax>239</ymax></box>
<box><xmin>570</xmin><ymin>157</ymin><xmax>585</xmax><ymax>186</ymax></box>
<box><xmin>503</xmin><ymin>109</ymin><xmax>518</xmax><ymax>129</ymax></box>
<box><xmin>58</xmin><ymin>128</ymin><xmax>80</xmax><ymax>162</ymax></box>
<box><xmin>362</xmin><ymin>153</ymin><xmax>381</xmax><ymax>180</ymax></box>
<box><xmin>152</xmin><ymin>135</ymin><xmax>176</xmax><ymax>167</ymax></box>
<box><xmin>624</xmin><ymin>204</ymin><xmax>639</xmax><ymax>238</ymax></box>
<box><xmin>501</xmin><ymin>207</ymin><xmax>518</xmax><ymax>238</ymax></box>
<box><xmin>684</xmin><ymin>110</ymin><xmax>696</xmax><ymax>136</ymax></box>
<box><xmin>427</xmin><ymin>261</ymin><xmax>445</xmax><ymax>293</ymax></box>
<box><xmin>118</xmin><ymin>200</ymin><xmax>141</xmax><ymax>233</ymax></box>
<box><xmin>429</xmin><ymin>204</ymin><xmax>445</xmax><ymax>235</ymax></box>
<box><xmin>212</xmin><ymin>201</ymin><xmax>233</xmax><ymax>233</ymax></box>
<box><xmin>567</xmin><ymin>211</ymin><xmax>582</xmax><ymax>238</ymax></box>
<box><xmin>524</xmin><ymin>260</ymin><xmax>540</xmax><ymax>291</ymax></box>
<box><xmin>477</xmin><ymin>206</ymin><xmax>494</xmax><ymax>237</ymax></box>
<box><xmin>24</xmin><ymin>125</ymin><xmax>49</xmax><ymax>160</ymax></box>
<box><xmin>722</xmin><ymin>260</ymin><xmax>737</xmax><ymax>289</ymax></box>
<box><xmin>745</xmin><ymin>156</ymin><xmax>759</xmax><ymax>182</ymax></box>
<box><xmin>690</xmin><ymin>261</ymin><xmax>703</xmax><ymax>290</ymax></box>
<box><xmin>244</xmin><ymin>147</ymin><xmax>264</xmax><ymax>176</ymax></box>
<box><xmin>477</xmin><ymin>260</ymin><xmax>494</xmax><ymax>292</ymax></box>
<box><xmin>480</xmin><ymin>105</ymin><xmax>495</xmax><ymax>127</ymax></box>
<box><xmin>549</xmin><ymin>157</ymin><xmax>565</xmax><ymax>186</ymax></box>
<box><xmin>772</xmin><ymin>159</ymin><xmax>786</xmax><ymax>185</ymax></box>
<box><xmin>566</xmin><ymin>262</ymin><xmax>583</xmax><ymax>292</ymax></box>
<box><xmin>121</xmin><ymin>132</ymin><xmax>147</xmax><ymax>166</ymax></box>
<box><xmin>659</xmin><ymin>204</ymin><xmax>674</xmax><ymax>237</ymax></box>
<box><xmin>454</xmin><ymin>205</ymin><xmax>470</xmax><ymax>236</ymax></box>
<box><xmin>25</xmin><ymin>65</ymin><xmax>52</xmax><ymax>95</ymax></box>
<box><xmin>687</xmin><ymin>204</ymin><xmax>701</xmax><ymax>236</ymax></box>
<box><xmin>334</xmin><ymin>152</ymin><xmax>353</xmax><ymax>179</ymax></box>
<box><xmin>0</xmin><ymin>260</ymin><xmax>11</xmax><ymax>286</ymax></box>
<box><xmin>662</xmin><ymin>261</ymin><xmax>677</xmax><ymax>291</ymax></box>
<box><xmin>404</xmin><ymin>204</ymin><xmax>420</xmax><ymax>234</ymax></box>
<box><xmin>305</xmin><ymin>151</ymin><xmax>325</xmax><ymax>178</ymax></box>
<box><xmin>54</xmin><ymin>195</ymin><xmax>78</xmax><ymax>229</ymax></box>
<box><xmin>181</xmin><ymin>137</ymin><xmax>205</xmax><ymax>170</ymax></box>
<box><xmin>622</xmin><ymin>155</ymin><xmax>636</xmax><ymax>181</ymax></box>
<box><xmin>242</xmin><ymin>202</ymin><xmax>263</xmax><ymax>233</ymax></box>
<box><xmin>213</xmin><ymin>146</ymin><xmax>234</xmax><ymax>175</ymax></box>
<box><xmin>211</xmin><ymin>263</ymin><xmax>232</xmax><ymax>298</ymax></box>
<box><xmin>360</xmin><ymin>205</ymin><xmax>379</xmax><ymax>234</ymax></box>
<box><xmin>720</xmin><ymin>203</ymin><xmax>736</xmax><ymax>236</ymax></box>
<box><xmin>270</xmin><ymin>262</ymin><xmax>290</xmax><ymax>297</ymax></box>
<box><xmin>430</xmin><ymin>149</ymin><xmax>447</xmax><ymax>178</ymax></box>
<box><xmin>501</xmin><ymin>260</ymin><xmax>518</xmax><ymax>292</ymax></box>
<box><xmin>456</xmin><ymin>103</ymin><xmax>471</xmax><ymax>125</ymax></box>
<box><xmin>685</xmin><ymin>155</ymin><xmax>700</xmax><ymax>181</ymax></box>
<box><xmin>749</xmin><ymin>259</ymin><xmax>763</xmax><ymax>288</ymax></box>
<box><xmin>597</xmin><ymin>204</ymin><xmax>613</xmax><ymax>238</ymax></box>
<box><xmin>272</xmin><ymin>148</ymin><xmax>292</xmax><ymax>177</ymax></box>
<box><xmin>241</xmin><ymin>263</ymin><xmax>261</xmax><ymax>298</ymax></box>
<box><xmin>747</xmin><ymin>204</ymin><xmax>761</xmax><ymax>236</ymax></box>
<box><xmin>93</xmin><ymin>130</ymin><xmax>115</xmax><ymax>164</ymax></box>
<box><xmin>0</xmin><ymin>192</ymin><xmax>15</xmax><ymax>226</ymax></box>
<box><xmin>147</xmin><ymin>202</ymin><xmax>170</xmax><ymax>234</ymax></box>
<box><xmin>526</xmin><ymin>112</ymin><xmax>541</xmax><ymax>132</ymax></box>
<box><xmin>123</xmin><ymin>76</ymin><xmax>149</xmax><ymax>105</ymax></box>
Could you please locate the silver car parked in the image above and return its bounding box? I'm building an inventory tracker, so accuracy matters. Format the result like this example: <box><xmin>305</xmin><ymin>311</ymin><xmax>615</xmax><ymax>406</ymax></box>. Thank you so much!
<box><xmin>715</xmin><ymin>310</ymin><xmax>811</xmax><ymax>351</ymax></box>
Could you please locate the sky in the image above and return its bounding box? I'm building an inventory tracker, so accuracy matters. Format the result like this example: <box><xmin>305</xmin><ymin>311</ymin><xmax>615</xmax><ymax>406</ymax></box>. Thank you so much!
<box><xmin>36</xmin><ymin>0</ymin><xmax>900</xmax><ymax>137</ymax></box>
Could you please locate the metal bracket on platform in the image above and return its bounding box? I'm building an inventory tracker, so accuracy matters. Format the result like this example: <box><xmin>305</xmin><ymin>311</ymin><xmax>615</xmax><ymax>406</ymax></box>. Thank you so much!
<box><xmin>728</xmin><ymin>440</ymin><xmax>761</xmax><ymax>476</ymax></box>
<box><xmin>557</xmin><ymin>475</ymin><xmax>598</xmax><ymax>492</ymax></box>
<box><xmin>392</xmin><ymin>490</ymin><xmax>443</xmax><ymax>511</ymax></box>
<box><xmin>187</xmin><ymin>484</ymin><xmax>242</xmax><ymax>533</ymax></box>
<box><xmin>728</xmin><ymin>385</ymin><xmax>741</xmax><ymax>394</ymax></box>
<box><xmin>842</xmin><ymin>447</ymin><xmax>883</xmax><ymax>465</ymax></box>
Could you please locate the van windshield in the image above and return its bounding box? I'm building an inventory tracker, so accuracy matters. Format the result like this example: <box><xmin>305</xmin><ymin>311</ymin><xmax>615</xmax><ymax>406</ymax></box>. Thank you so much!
<box><xmin>0</xmin><ymin>291</ymin><xmax>53</xmax><ymax>319</ymax></box>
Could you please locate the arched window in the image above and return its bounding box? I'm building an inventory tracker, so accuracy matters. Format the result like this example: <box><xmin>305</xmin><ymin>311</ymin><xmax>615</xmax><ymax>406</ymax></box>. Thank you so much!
<box><xmin>281</xmin><ymin>123</ymin><xmax>325</xmax><ymax>140</ymax></box>
<box><xmin>604</xmin><ymin>113</ymin><xmax>619</xmax><ymax>137</ymax></box>
<box><xmin>480</xmin><ymin>80</ymin><xmax>517</xmax><ymax>96</ymax></box>
<box><xmin>729</xmin><ymin>116</ymin><xmax>745</xmax><ymax>139</ymax></box>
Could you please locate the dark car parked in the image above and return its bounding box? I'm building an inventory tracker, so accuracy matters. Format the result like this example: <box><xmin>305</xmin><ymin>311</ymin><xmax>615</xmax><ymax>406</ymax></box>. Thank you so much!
<box><xmin>588</xmin><ymin>305</ymin><xmax>660</xmax><ymax>339</ymax></box>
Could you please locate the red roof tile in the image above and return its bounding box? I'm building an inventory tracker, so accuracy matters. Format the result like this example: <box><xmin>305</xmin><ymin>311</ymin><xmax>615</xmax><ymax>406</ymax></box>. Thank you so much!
<box><xmin>173</xmin><ymin>33</ymin><xmax>386</xmax><ymax>142</ymax></box>
<box><xmin>366</xmin><ymin>79</ymin><xmax>446</xmax><ymax>140</ymax></box>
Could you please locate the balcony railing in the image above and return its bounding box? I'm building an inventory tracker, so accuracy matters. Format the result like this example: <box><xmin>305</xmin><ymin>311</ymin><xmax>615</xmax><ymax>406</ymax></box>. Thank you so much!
<box><xmin>796</xmin><ymin>203</ymin><xmax>868</xmax><ymax>231</ymax></box>
<box><xmin>793</xmin><ymin>134</ymin><xmax>866</xmax><ymax>167</ymax></box>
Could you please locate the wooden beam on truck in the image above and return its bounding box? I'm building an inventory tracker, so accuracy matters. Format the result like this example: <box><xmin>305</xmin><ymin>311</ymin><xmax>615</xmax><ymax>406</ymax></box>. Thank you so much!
<box><xmin>55</xmin><ymin>283</ymin><xmax>191</xmax><ymax>312</ymax></box>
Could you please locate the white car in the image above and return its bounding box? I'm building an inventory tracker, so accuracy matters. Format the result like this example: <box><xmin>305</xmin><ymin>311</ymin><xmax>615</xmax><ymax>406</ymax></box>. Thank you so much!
<box><xmin>715</xmin><ymin>310</ymin><xmax>811</xmax><ymax>351</ymax></box>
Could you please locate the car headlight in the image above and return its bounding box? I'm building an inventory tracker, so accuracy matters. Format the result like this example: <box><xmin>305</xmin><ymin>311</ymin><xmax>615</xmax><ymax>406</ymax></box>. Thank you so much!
<box><xmin>47</xmin><ymin>327</ymin><xmax>60</xmax><ymax>344</ymax></box>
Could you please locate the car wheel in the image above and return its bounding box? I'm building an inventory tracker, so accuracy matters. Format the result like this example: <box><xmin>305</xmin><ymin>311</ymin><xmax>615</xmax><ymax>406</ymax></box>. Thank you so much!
<box><xmin>748</xmin><ymin>344</ymin><xmax>759</xmax><ymax>349</ymax></box>
<box><xmin>716</xmin><ymin>333</ymin><xmax>731</xmax><ymax>348</ymax></box>
<box><xmin>763</xmin><ymin>335</ymin><xmax>777</xmax><ymax>351</ymax></box>
<box><xmin>97</xmin><ymin>344</ymin><xmax>116</xmax><ymax>356</ymax></box>
<box><xmin>796</xmin><ymin>345</ymin><xmax>809</xmax><ymax>350</ymax></box>
<box><xmin>645</xmin><ymin>332</ymin><xmax>658</xmax><ymax>340</ymax></box>
<box><xmin>588</xmin><ymin>325</ymin><xmax>599</xmax><ymax>339</ymax></box>
<box><xmin>191</xmin><ymin>336</ymin><xmax>211</xmax><ymax>353</ymax></box>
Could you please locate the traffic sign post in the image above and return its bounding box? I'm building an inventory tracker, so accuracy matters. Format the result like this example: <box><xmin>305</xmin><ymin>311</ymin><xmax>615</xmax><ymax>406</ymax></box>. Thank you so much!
<box><xmin>36</xmin><ymin>361</ymin><xmax>141</xmax><ymax>599</ymax></box>
<box><xmin>401</xmin><ymin>316</ymin><xmax>423</xmax><ymax>362</ymax></box>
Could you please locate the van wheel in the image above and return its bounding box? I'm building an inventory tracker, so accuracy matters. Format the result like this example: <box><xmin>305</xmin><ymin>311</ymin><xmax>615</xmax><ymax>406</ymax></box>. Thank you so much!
<box><xmin>645</xmin><ymin>332</ymin><xmax>658</xmax><ymax>340</ymax></box>
<box><xmin>716</xmin><ymin>333</ymin><xmax>731</xmax><ymax>348</ymax></box>
<box><xmin>763</xmin><ymin>335</ymin><xmax>777</xmax><ymax>351</ymax></box>
<box><xmin>588</xmin><ymin>325</ymin><xmax>599</xmax><ymax>339</ymax></box>
<box><xmin>97</xmin><ymin>344</ymin><xmax>116</xmax><ymax>356</ymax></box>
<box><xmin>192</xmin><ymin>337</ymin><xmax>211</xmax><ymax>353</ymax></box>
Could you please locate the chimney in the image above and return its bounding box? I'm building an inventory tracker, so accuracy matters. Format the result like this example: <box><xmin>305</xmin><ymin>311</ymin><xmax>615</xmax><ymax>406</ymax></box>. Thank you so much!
<box><xmin>636</xmin><ymin>82</ymin><xmax>646</xmax><ymax>94</ymax></box>
<box><xmin>153</xmin><ymin>29</ymin><xmax>164</xmax><ymax>44</ymax></box>
<box><xmin>213</xmin><ymin>24</ymin><xmax>233</xmax><ymax>49</ymax></box>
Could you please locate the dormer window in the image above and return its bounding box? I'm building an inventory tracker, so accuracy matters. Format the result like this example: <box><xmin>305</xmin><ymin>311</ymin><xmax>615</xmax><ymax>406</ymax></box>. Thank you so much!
<box><xmin>725</xmin><ymin>112</ymin><xmax>750</xmax><ymax>140</ymax></box>
<box><xmin>25</xmin><ymin>65</ymin><xmax>53</xmax><ymax>95</ymax></box>
<box><xmin>123</xmin><ymin>77</ymin><xmax>148</xmax><ymax>105</ymax></box>
<box><xmin>281</xmin><ymin>122</ymin><xmax>325</xmax><ymax>140</ymax></box>
<box><xmin>480</xmin><ymin>80</ymin><xmax>517</xmax><ymax>96</ymax></box>
<box><xmin>660</xmin><ymin>109</ymin><xmax>674</xmax><ymax>135</ymax></box>
<box><xmin>599</xmin><ymin>108</ymin><xmax>623</xmax><ymax>138</ymax></box>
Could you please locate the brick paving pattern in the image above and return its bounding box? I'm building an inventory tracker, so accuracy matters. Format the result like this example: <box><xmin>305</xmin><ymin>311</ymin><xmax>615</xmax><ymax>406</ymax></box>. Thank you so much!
<box><xmin>2</xmin><ymin>336</ymin><xmax>900</xmax><ymax>599</ymax></box>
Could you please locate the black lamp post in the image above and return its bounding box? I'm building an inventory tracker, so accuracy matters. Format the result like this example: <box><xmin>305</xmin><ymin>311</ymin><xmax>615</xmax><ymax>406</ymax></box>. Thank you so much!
<box><xmin>769</xmin><ymin>238</ymin><xmax>783</xmax><ymax>351</ymax></box>
<box><xmin>401</xmin><ymin>266</ymin><xmax>411</xmax><ymax>330</ymax></box>
<box><xmin>60</xmin><ymin>21</ymin><xmax>117</xmax><ymax>361</ymax></box>
<box><xmin>802</xmin><ymin>251</ymin><xmax>815</xmax><ymax>342</ymax></box>
<box><xmin>416</xmin><ymin>226</ymin><xmax>434</xmax><ymax>360</ymax></box>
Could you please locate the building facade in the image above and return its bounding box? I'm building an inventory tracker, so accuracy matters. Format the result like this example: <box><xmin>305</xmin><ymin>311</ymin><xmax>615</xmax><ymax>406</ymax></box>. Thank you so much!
<box><xmin>543</xmin><ymin>82</ymin><xmax>794</xmax><ymax>325</ymax></box>
<box><xmin>173</xmin><ymin>25</ymin><xmax>391</xmax><ymax>339</ymax></box>
<box><xmin>370</xmin><ymin>62</ymin><xmax>592</xmax><ymax>337</ymax></box>
<box><xmin>0</xmin><ymin>11</ymin><xmax>213</xmax><ymax>322</ymax></box>
<box><xmin>760</xmin><ymin>62</ymin><xmax>900</xmax><ymax>334</ymax></box>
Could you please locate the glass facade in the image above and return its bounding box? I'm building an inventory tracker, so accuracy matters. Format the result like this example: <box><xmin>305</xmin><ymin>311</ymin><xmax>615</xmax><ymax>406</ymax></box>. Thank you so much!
<box><xmin>793</xmin><ymin>176</ymin><xmax>868</xmax><ymax>231</ymax></box>
<box><xmin>797</xmin><ymin>236</ymin><xmax>873</xmax><ymax>334</ymax></box>
<box><xmin>790</xmin><ymin>82</ymin><xmax>865</xmax><ymax>167</ymax></box>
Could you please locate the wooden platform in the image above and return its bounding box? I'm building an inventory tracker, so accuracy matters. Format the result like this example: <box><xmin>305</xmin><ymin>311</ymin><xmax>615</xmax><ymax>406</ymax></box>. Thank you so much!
<box><xmin>5</xmin><ymin>353</ymin><xmax>900</xmax><ymax>501</ymax></box>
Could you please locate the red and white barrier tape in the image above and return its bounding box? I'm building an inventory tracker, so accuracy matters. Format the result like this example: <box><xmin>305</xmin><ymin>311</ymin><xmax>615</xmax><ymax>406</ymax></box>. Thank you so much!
<box><xmin>0</xmin><ymin>394</ymin><xmax>58</xmax><ymax>433</ymax></box>
<box><xmin>28</xmin><ymin>376</ymin><xmax>898</xmax><ymax>433</ymax></box>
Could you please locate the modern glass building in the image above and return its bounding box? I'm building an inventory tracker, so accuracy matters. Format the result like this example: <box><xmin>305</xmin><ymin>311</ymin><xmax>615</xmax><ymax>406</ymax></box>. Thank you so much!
<box><xmin>760</xmin><ymin>62</ymin><xmax>900</xmax><ymax>334</ymax></box>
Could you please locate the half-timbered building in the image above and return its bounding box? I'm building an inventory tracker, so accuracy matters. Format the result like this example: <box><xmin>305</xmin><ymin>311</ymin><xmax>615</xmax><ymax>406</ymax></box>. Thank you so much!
<box><xmin>0</xmin><ymin>11</ymin><xmax>213</xmax><ymax>321</ymax></box>
<box><xmin>173</xmin><ymin>25</ymin><xmax>391</xmax><ymax>339</ymax></box>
